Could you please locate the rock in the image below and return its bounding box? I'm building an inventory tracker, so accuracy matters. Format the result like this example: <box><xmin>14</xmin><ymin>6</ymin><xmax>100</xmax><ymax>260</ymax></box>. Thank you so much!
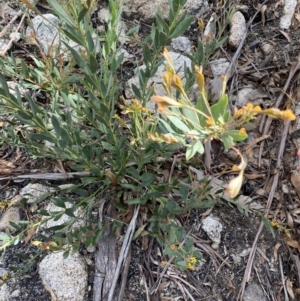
<box><xmin>122</xmin><ymin>0</ymin><xmax>208</xmax><ymax>20</ymax></box>
<box><xmin>201</xmin><ymin>215</ymin><xmax>223</xmax><ymax>249</ymax></box>
<box><xmin>20</xmin><ymin>183</ymin><xmax>55</xmax><ymax>204</ymax></box>
<box><xmin>125</xmin><ymin>51</ymin><xmax>193</xmax><ymax>111</ymax></box>
<box><xmin>26</xmin><ymin>14</ymin><xmax>61</xmax><ymax>55</ymax></box>
<box><xmin>210</xmin><ymin>58</ymin><xmax>230</xmax><ymax>77</ymax></box>
<box><xmin>0</xmin><ymin>283</ymin><xmax>10</xmax><ymax>301</ymax></box>
<box><xmin>236</xmin><ymin>87</ymin><xmax>268</xmax><ymax>107</ymax></box>
<box><xmin>117</xmin><ymin>48</ymin><xmax>134</xmax><ymax>64</ymax></box>
<box><xmin>0</xmin><ymin>207</ymin><xmax>21</xmax><ymax>233</ymax></box>
<box><xmin>243</xmin><ymin>282</ymin><xmax>266</xmax><ymax>301</ymax></box>
<box><xmin>39</xmin><ymin>252</ymin><xmax>88</xmax><ymax>301</ymax></box>
<box><xmin>10</xmin><ymin>289</ymin><xmax>20</xmax><ymax>297</ymax></box>
<box><xmin>42</xmin><ymin>201</ymin><xmax>85</xmax><ymax>230</ymax></box>
<box><xmin>261</xmin><ymin>43</ymin><xmax>273</xmax><ymax>56</ymax></box>
<box><xmin>26</xmin><ymin>14</ymin><xmax>100</xmax><ymax>57</ymax></box>
<box><xmin>0</xmin><ymin>32</ymin><xmax>20</xmax><ymax>54</ymax></box>
<box><xmin>229</xmin><ymin>11</ymin><xmax>246</xmax><ymax>48</ymax></box>
<box><xmin>280</xmin><ymin>0</ymin><xmax>297</xmax><ymax>29</ymax></box>
<box><xmin>209</xmin><ymin>58</ymin><xmax>229</xmax><ymax>100</ymax></box>
<box><xmin>171</xmin><ymin>36</ymin><xmax>191</xmax><ymax>54</ymax></box>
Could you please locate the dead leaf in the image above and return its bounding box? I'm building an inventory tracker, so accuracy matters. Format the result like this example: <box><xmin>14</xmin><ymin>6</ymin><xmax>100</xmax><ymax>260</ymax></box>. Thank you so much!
<box><xmin>261</xmin><ymin>5</ymin><xmax>267</xmax><ymax>26</ymax></box>
<box><xmin>0</xmin><ymin>159</ymin><xmax>15</xmax><ymax>168</ymax></box>
<box><xmin>279</xmin><ymin>30</ymin><xmax>291</xmax><ymax>43</ymax></box>
<box><xmin>24</xmin><ymin>226</ymin><xmax>37</xmax><ymax>244</ymax></box>
<box><xmin>286</xmin><ymin>279</ymin><xmax>295</xmax><ymax>299</ymax></box>
<box><xmin>291</xmin><ymin>171</ymin><xmax>300</xmax><ymax>193</ymax></box>
<box><xmin>294</xmin><ymin>13</ymin><xmax>300</xmax><ymax>22</ymax></box>
<box><xmin>284</xmin><ymin>237</ymin><xmax>300</xmax><ymax>252</ymax></box>
<box><xmin>273</xmin><ymin>243</ymin><xmax>281</xmax><ymax>261</ymax></box>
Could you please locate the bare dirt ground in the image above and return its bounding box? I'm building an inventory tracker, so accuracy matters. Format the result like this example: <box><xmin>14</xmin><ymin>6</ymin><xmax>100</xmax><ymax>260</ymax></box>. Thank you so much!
<box><xmin>1</xmin><ymin>0</ymin><xmax>300</xmax><ymax>300</ymax></box>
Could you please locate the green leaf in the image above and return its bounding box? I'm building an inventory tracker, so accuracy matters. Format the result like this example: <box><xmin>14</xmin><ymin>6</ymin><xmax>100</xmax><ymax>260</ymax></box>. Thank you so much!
<box><xmin>156</xmin><ymin>9</ymin><xmax>169</xmax><ymax>33</ymax></box>
<box><xmin>169</xmin><ymin>16</ymin><xmax>193</xmax><ymax>39</ymax></box>
<box><xmin>82</xmin><ymin>145</ymin><xmax>93</xmax><ymax>163</ymax></box>
<box><xmin>186</xmin><ymin>140</ymin><xmax>204</xmax><ymax>160</ymax></box>
<box><xmin>262</xmin><ymin>217</ymin><xmax>276</xmax><ymax>238</ymax></box>
<box><xmin>211</xmin><ymin>94</ymin><xmax>228</xmax><ymax>123</ymax></box>
<box><xmin>126</xmin><ymin>25</ymin><xmax>140</xmax><ymax>36</ymax></box>
<box><xmin>47</xmin><ymin>0</ymin><xmax>74</xmax><ymax>26</ymax></box>
<box><xmin>141</xmin><ymin>173</ymin><xmax>156</xmax><ymax>186</ymax></box>
<box><xmin>60</xmin><ymin>128</ymin><xmax>71</xmax><ymax>144</ymax></box>
<box><xmin>166</xmin><ymin>115</ymin><xmax>190</xmax><ymax>133</ymax></box>
<box><xmin>126</xmin><ymin>198</ymin><xmax>147</xmax><ymax>205</ymax></box>
<box><xmin>224</xmin><ymin>130</ymin><xmax>247</xmax><ymax>142</ymax></box>
<box><xmin>62</xmin><ymin>42</ymin><xmax>89</xmax><ymax>73</ymax></box>
<box><xmin>133</xmin><ymin>223</ymin><xmax>148</xmax><ymax>240</ymax></box>
<box><xmin>51</xmin><ymin>115</ymin><xmax>61</xmax><ymax>136</ymax></box>
<box><xmin>31</xmin><ymin>133</ymin><xmax>55</xmax><ymax>143</ymax></box>
<box><xmin>51</xmin><ymin>198</ymin><xmax>66</xmax><ymax>208</ymax></box>
<box><xmin>89</xmin><ymin>54</ymin><xmax>98</xmax><ymax>74</ymax></box>
<box><xmin>131</xmin><ymin>83</ymin><xmax>142</xmax><ymax>99</ymax></box>
<box><xmin>196</xmin><ymin>94</ymin><xmax>211</xmax><ymax>127</ymax></box>
<box><xmin>220</xmin><ymin>134</ymin><xmax>234</xmax><ymax>150</ymax></box>
<box><xmin>77</xmin><ymin>7</ymin><xmax>89</xmax><ymax>23</ymax></box>
<box><xmin>143</xmin><ymin>45</ymin><xmax>152</xmax><ymax>66</ymax></box>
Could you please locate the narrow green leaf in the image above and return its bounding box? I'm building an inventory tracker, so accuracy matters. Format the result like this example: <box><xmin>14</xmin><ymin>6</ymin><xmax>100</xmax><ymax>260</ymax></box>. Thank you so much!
<box><xmin>51</xmin><ymin>115</ymin><xmax>61</xmax><ymax>136</ymax></box>
<box><xmin>169</xmin><ymin>16</ymin><xmax>193</xmax><ymax>39</ymax></box>
<box><xmin>166</xmin><ymin>115</ymin><xmax>190</xmax><ymax>133</ymax></box>
<box><xmin>51</xmin><ymin>198</ymin><xmax>66</xmax><ymax>208</ymax></box>
<box><xmin>47</xmin><ymin>0</ymin><xmax>74</xmax><ymax>26</ymax></box>
<box><xmin>82</xmin><ymin>145</ymin><xmax>93</xmax><ymax>163</ymax></box>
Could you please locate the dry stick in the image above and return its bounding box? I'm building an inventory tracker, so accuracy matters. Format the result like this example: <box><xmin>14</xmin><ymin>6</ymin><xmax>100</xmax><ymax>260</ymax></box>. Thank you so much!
<box><xmin>0</xmin><ymin>13</ymin><xmax>25</xmax><ymax>56</ymax></box>
<box><xmin>117</xmin><ymin>246</ymin><xmax>132</xmax><ymax>301</ymax></box>
<box><xmin>0</xmin><ymin>9</ymin><xmax>22</xmax><ymax>38</ymax></box>
<box><xmin>258</xmin><ymin>57</ymin><xmax>300</xmax><ymax>167</ymax></box>
<box><xmin>106</xmin><ymin>205</ymin><xmax>140</xmax><ymax>301</ymax></box>
<box><xmin>0</xmin><ymin>171</ymin><xmax>91</xmax><ymax>181</ymax></box>
<box><xmin>237</xmin><ymin>117</ymin><xmax>292</xmax><ymax>300</ymax></box>
<box><xmin>279</xmin><ymin>255</ymin><xmax>290</xmax><ymax>301</ymax></box>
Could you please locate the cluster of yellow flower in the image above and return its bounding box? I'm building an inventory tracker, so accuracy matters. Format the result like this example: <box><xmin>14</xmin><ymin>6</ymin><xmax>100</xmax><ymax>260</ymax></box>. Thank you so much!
<box><xmin>186</xmin><ymin>256</ymin><xmax>198</xmax><ymax>270</ymax></box>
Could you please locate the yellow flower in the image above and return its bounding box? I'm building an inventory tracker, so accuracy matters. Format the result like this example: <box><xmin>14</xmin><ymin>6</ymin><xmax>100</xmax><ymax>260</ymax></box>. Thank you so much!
<box><xmin>170</xmin><ymin>244</ymin><xmax>177</xmax><ymax>250</ymax></box>
<box><xmin>206</xmin><ymin>116</ymin><xmax>214</xmax><ymax>126</ymax></box>
<box><xmin>187</xmin><ymin>256</ymin><xmax>197</xmax><ymax>264</ymax></box>
<box><xmin>195</xmin><ymin>65</ymin><xmax>205</xmax><ymax>93</ymax></box>
<box><xmin>161</xmin><ymin>134</ymin><xmax>178</xmax><ymax>144</ymax></box>
<box><xmin>281</xmin><ymin>109</ymin><xmax>296</xmax><ymax>121</ymax></box>
<box><xmin>221</xmin><ymin>74</ymin><xmax>227</xmax><ymax>96</ymax></box>
<box><xmin>198</xmin><ymin>18</ymin><xmax>204</xmax><ymax>31</ymax></box>
<box><xmin>187</xmin><ymin>263</ymin><xmax>195</xmax><ymax>270</ymax></box>
<box><xmin>263</xmin><ymin>108</ymin><xmax>296</xmax><ymax>120</ymax></box>
<box><xmin>245</xmin><ymin>103</ymin><xmax>254</xmax><ymax>110</ymax></box>
<box><xmin>151</xmin><ymin>95</ymin><xmax>183</xmax><ymax>113</ymax></box>
<box><xmin>2</xmin><ymin>273</ymin><xmax>8</xmax><ymax>281</ymax></box>
<box><xmin>163</xmin><ymin>47</ymin><xmax>175</xmax><ymax>72</ymax></box>
<box><xmin>252</xmin><ymin>105</ymin><xmax>262</xmax><ymax>113</ymax></box>
<box><xmin>232</xmin><ymin>165</ymin><xmax>240</xmax><ymax>172</ymax></box>
<box><xmin>239</xmin><ymin>127</ymin><xmax>247</xmax><ymax>135</ymax></box>
<box><xmin>171</xmin><ymin>75</ymin><xmax>185</xmax><ymax>94</ymax></box>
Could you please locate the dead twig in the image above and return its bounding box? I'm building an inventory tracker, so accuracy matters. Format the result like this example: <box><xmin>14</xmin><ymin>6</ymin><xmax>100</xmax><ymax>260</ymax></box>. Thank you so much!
<box><xmin>237</xmin><ymin>116</ymin><xmax>293</xmax><ymax>300</ymax></box>
<box><xmin>107</xmin><ymin>205</ymin><xmax>140</xmax><ymax>301</ymax></box>
<box><xmin>258</xmin><ymin>57</ymin><xmax>300</xmax><ymax>167</ymax></box>
<box><xmin>279</xmin><ymin>255</ymin><xmax>290</xmax><ymax>301</ymax></box>
<box><xmin>0</xmin><ymin>13</ymin><xmax>25</xmax><ymax>56</ymax></box>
